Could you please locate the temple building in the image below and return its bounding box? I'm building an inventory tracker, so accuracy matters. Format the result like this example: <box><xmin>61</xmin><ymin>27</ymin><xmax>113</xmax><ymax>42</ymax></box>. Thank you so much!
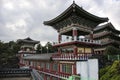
<box><xmin>93</xmin><ymin>22</ymin><xmax>120</xmax><ymax>54</ymax></box>
<box><xmin>18</xmin><ymin>2</ymin><xmax>111</xmax><ymax>80</ymax></box>
<box><xmin>17</xmin><ymin>37</ymin><xmax>39</xmax><ymax>68</ymax></box>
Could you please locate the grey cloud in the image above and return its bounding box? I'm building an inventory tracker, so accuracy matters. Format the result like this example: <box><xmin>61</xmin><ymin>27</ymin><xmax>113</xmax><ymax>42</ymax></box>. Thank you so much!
<box><xmin>0</xmin><ymin>0</ymin><xmax>120</xmax><ymax>44</ymax></box>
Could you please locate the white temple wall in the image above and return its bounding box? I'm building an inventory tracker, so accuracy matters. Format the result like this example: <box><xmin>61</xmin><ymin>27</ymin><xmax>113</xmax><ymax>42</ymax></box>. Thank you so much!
<box><xmin>76</xmin><ymin>59</ymin><xmax>98</xmax><ymax>80</ymax></box>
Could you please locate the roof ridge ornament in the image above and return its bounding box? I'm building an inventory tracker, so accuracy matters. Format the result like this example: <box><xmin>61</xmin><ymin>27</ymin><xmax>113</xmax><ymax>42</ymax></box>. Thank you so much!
<box><xmin>73</xmin><ymin>0</ymin><xmax>75</xmax><ymax>4</ymax></box>
<box><xmin>72</xmin><ymin>0</ymin><xmax>76</xmax><ymax>8</ymax></box>
<box><xmin>72</xmin><ymin>0</ymin><xmax>76</xmax><ymax>12</ymax></box>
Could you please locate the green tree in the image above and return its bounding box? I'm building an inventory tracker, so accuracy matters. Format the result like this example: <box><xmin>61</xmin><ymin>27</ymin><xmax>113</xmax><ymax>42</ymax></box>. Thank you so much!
<box><xmin>104</xmin><ymin>46</ymin><xmax>119</xmax><ymax>55</ymax></box>
<box><xmin>0</xmin><ymin>41</ymin><xmax>20</xmax><ymax>68</ymax></box>
<box><xmin>100</xmin><ymin>61</ymin><xmax>120</xmax><ymax>80</ymax></box>
<box><xmin>45</xmin><ymin>42</ymin><xmax>57</xmax><ymax>53</ymax></box>
<box><xmin>36</xmin><ymin>43</ymin><xmax>42</xmax><ymax>54</ymax></box>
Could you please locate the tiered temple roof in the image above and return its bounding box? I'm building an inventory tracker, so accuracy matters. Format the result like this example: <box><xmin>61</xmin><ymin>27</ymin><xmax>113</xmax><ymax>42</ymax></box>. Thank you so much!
<box><xmin>44</xmin><ymin>2</ymin><xmax>108</xmax><ymax>31</ymax></box>
<box><xmin>17</xmin><ymin>37</ymin><xmax>39</xmax><ymax>44</ymax></box>
<box><xmin>94</xmin><ymin>22</ymin><xmax>120</xmax><ymax>34</ymax></box>
<box><xmin>93</xmin><ymin>23</ymin><xmax>120</xmax><ymax>47</ymax></box>
<box><xmin>93</xmin><ymin>23</ymin><xmax>120</xmax><ymax>39</ymax></box>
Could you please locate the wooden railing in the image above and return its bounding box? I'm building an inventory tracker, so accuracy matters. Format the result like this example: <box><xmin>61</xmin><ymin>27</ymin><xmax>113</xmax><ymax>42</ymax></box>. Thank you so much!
<box><xmin>52</xmin><ymin>53</ymin><xmax>92</xmax><ymax>60</ymax></box>
<box><xmin>28</xmin><ymin>65</ymin><xmax>71</xmax><ymax>79</ymax></box>
<box><xmin>53</xmin><ymin>38</ymin><xmax>101</xmax><ymax>45</ymax></box>
<box><xmin>31</xmin><ymin>69</ymin><xmax>44</xmax><ymax>80</ymax></box>
<box><xmin>35</xmin><ymin>67</ymin><xmax>71</xmax><ymax>79</ymax></box>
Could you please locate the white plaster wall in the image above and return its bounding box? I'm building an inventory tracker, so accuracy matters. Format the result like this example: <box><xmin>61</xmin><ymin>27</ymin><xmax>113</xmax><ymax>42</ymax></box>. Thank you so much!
<box><xmin>76</xmin><ymin>59</ymin><xmax>98</xmax><ymax>80</ymax></box>
<box><xmin>76</xmin><ymin>61</ymin><xmax>88</xmax><ymax>80</ymax></box>
<box><xmin>88</xmin><ymin>59</ymin><xmax>98</xmax><ymax>80</ymax></box>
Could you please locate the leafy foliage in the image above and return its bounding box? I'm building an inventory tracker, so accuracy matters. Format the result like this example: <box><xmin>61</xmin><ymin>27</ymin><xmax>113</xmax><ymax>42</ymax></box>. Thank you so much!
<box><xmin>36</xmin><ymin>42</ymin><xmax>57</xmax><ymax>54</ymax></box>
<box><xmin>104</xmin><ymin>46</ymin><xmax>120</xmax><ymax>55</ymax></box>
<box><xmin>0</xmin><ymin>41</ymin><xmax>20</xmax><ymax>68</ymax></box>
<box><xmin>99</xmin><ymin>61</ymin><xmax>120</xmax><ymax>80</ymax></box>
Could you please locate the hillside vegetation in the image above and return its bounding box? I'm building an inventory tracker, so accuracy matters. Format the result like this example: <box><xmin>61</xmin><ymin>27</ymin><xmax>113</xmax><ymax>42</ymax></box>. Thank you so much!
<box><xmin>99</xmin><ymin>61</ymin><xmax>120</xmax><ymax>80</ymax></box>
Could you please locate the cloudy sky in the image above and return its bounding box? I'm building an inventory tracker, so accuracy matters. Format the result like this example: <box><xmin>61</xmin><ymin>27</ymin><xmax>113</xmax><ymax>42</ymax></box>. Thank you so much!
<box><xmin>0</xmin><ymin>0</ymin><xmax>120</xmax><ymax>45</ymax></box>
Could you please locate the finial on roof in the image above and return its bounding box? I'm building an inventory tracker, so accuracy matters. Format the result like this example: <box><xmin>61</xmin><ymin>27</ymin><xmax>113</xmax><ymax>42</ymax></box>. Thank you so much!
<box><xmin>73</xmin><ymin>0</ymin><xmax>75</xmax><ymax>4</ymax></box>
<box><xmin>72</xmin><ymin>0</ymin><xmax>76</xmax><ymax>8</ymax></box>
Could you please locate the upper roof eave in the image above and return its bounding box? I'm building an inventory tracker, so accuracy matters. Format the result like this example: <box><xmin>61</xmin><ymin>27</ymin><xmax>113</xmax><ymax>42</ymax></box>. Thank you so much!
<box><xmin>43</xmin><ymin>3</ymin><xmax>109</xmax><ymax>26</ymax></box>
<box><xmin>94</xmin><ymin>22</ymin><xmax>120</xmax><ymax>34</ymax></box>
<box><xmin>94</xmin><ymin>22</ymin><xmax>114</xmax><ymax>31</ymax></box>
<box><xmin>17</xmin><ymin>37</ymin><xmax>39</xmax><ymax>44</ymax></box>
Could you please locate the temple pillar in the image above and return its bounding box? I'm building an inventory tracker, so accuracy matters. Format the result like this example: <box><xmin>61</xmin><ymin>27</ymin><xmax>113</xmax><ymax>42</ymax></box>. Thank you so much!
<box><xmin>73</xmin><ymin>63</ymin><xmax>76</xmax><ymax>75</ymax></box>
<box><xmin>90</xmin><ymin>31</ymin><xmax>94</xmax><ymax>54</ymax></box>
<box><xmin>91</xmin><ymin>47</ymin><xmax>94</xmax><ymax>54</ymax></box>
<box><xmin>90</xmin><ymin>31</ymin><xmax>93</xmax><ymax>40</ymax></box>
<box><xmin>58</xmin><ymin>63</ymin><xmax>60</xmax><ymax>74</ymax></box>
<box><xmin>58</xmin><ymin>48</ymin><xmax>61</xmax><ymax>54</ymax></box>
<box><xmin>72</xmin><ymin>27</ymin><xmax>78</xmax><ymax>41</ymax></box>
<box><xmin>74</xmin><ymin>46</ymin><xmax>77</xmax><ymax>55</ymax></box>
<box><xmin>58</xmin><ymin>34</ymin><xmax>61</xmax><ymax>43</ymax></box>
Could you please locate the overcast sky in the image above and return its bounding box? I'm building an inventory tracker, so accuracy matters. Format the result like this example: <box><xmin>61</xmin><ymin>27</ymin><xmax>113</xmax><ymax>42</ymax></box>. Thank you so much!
<box><xmin>0</xmin><ymin>0</ymin><xmax>120</xmax><ymax>45</ymax></box>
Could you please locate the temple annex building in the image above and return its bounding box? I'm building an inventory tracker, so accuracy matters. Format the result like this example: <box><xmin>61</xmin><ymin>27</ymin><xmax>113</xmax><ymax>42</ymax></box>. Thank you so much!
<box><xmin>17</xmin><ymin>2</ymin><xmax>120</xmax><ymax>80</ymax></box>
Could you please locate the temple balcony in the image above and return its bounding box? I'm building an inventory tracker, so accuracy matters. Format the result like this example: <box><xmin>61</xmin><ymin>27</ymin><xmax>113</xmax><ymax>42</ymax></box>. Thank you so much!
<box><xmin>53</xmin><ymin>38</ymin><xmax>101</xmax><ymax>45</ymax></box>
<box><xmin>52</xmin><ymin>53</ymin><xmax>92</xmax><ymax>61</ymax></box>
<box><xmin>18</xmin><ymin>50</ymin><xmax>36</xmax><ymax>54</ymax></box>
<box><xmin>33</xmin><ymin>67</ymin><xmax>71</xmax><ymax>79</ymax></box>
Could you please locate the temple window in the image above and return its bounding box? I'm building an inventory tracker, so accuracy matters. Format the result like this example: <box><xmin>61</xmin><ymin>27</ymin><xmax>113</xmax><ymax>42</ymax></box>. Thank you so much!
<box><xmin>78</xmin><ymin>50</ymin><xmax>82</xmax><ymax>53</ymax></box>
<box><xmin>41</xmin><ymin>63</ymin><xmax>44</xmax><ymax>68</ymax></box>
<box><xmin>85</xmin><ymin>48</ymin><xmax>91</xmax><ymax>53</ymax></box>
<box><xmin>77</xmin><ymin>48</ymin><xmax>84</xmax><ymax>53</ymax></box>
<box><xmin>61</xmin><ymin>48</ymin><xmax>73</xmax><ymax>53</ymax></box>
<box><xmin>61</xmin><ymin>64</ymin><xmax>72</xmax><ymax>74</ymax></box>
<box><xmin>53</xmin><ymin>63</ymin><xmax>58</xmax><ymax>71</ymax></box>
<box><xmin>46</xmin><ymin>63</ymin><xmax>50</xmax><ymax>70</ymax></box>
